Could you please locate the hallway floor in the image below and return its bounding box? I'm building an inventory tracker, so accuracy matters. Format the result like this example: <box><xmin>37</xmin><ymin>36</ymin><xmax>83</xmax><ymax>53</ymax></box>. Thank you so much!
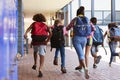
<box><xmin>18</xmin><ymin>45</ymin><xmax>120</xmax><ymax>80</ymax></box>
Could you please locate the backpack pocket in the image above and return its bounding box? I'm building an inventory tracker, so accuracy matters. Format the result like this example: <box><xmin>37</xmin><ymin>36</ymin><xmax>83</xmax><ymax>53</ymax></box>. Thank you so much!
<box><xmin>31</xmin><ymin>35</ymin><xmax>48</xmax><ymax>42</ymax></box>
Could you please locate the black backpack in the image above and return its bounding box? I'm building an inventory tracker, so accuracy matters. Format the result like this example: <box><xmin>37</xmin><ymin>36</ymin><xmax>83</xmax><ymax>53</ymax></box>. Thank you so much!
<box><xmin>50</xmin><ymin>25</ymin><xmax>65</xmax><ymax>50</ymax></box>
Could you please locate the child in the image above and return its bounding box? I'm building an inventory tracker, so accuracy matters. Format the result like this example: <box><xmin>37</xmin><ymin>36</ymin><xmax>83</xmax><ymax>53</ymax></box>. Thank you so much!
<box><xmin>24</xmin><ymin>13</ymin><xmax>51</xmax><ymax>77</ymax></box>
<box><xmin>51</xmin><ymin>19</ymin><xmax>66</xmax><ymax>73</ymax></box>
<box><xmin>104</xmin><ymin>22</ymin><xmax>120</xmax><ymax>66</ymax></box>
<box><xmin>90</xmin><ymin>17</ymin><xmax>102</xmax><ymax>68</ymax></box>
<box><xmin>66</xmin><ymin>6</ymin><xmax>89</xmax><ymax>79</ymax></box>
<box><xmin>84</xmin><ymin>19</ymin><xmax>95</xmax><ymax>71</ymax></box>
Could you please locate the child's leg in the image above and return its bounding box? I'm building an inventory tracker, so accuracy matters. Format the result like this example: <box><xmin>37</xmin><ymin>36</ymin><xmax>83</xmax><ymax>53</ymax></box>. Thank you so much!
<box><xmin>32</xmin><ymin>46</ymin><xmax>38</xmax><ymax>70</ymax></box>
<box><xmin>55</xmin><ymin>48</ymin><xmax>59</xmax><ymax>58</ymax></box>
<box><xmin>109</xmin><ymin>42</ymin><xmax>113</xmax><ymax>65</ymax></box>
<box><xmin>91</xmin><ymin>45</ymin><xmax>101</xmax><ymax>68</ymax></box>
<box><xmin>60</xmin><ymin>46</ymin><xmax>65</xmax><ymax>67</ymax></box>
<box><xmin>109</xmin><ymin>54</ymin><xmax>113</xmax><ymax>66</ymax></box>
<box><xmin>60</xmin><ymin>45</ymin><xmax>66</xmax><ymax>73</ymax></box>
<box><xmin>53</xmin><ymin>48</ymin><xmax>60</xmax><ymax>65</ymax></box>
<box><xmin>109</xmin><ymin>42</ymin><xmax>118</xmax><ymax>66</ymax></box>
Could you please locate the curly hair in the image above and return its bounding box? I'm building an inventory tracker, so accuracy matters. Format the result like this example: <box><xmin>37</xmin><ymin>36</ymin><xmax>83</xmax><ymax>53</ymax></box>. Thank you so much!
<box><xmin>32</xmin><ymin>13</ymin><xmax>46</xmax><ymax>22</ymax></box>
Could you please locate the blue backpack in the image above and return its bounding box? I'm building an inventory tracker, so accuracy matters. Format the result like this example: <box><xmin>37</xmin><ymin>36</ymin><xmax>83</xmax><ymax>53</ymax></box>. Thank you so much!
<box><xmin>73</xmin><ymin>16</ymin><xmax>91</xmax><ymax>37</ymax></box>
<box><xmin>110</xmin><ymin>27</ymin><xmax>120</xmax><ymax>37</ymax></box>
<box><xmin>93</xmin><ymin>25</ymin><xmax>104</xmax><ymax>45</ymax></box>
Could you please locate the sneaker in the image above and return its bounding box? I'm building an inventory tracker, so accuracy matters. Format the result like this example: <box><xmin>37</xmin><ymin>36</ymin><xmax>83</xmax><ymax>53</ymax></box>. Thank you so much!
<box><xmin>61</xmin><ymin>67</ymin><xmax>67</xmax><ymax>73</ymax></box>
<box><xmin>84</xmin><ymin>68</ymin><xmax>89</xmax><ymax>79</ymax></box>
<box><xmin>75</xmin><ymin>66</ymin><xmax>82</xmax><ymax>70</ymax></box>
<box><xmin>109</xmin><ymin>63</ymin><xmax>111</xmax><ymax>67</ymax></box>
<box><xmin>78</xmin><ymin>68</ymin><xmax>84</xmax><ymax>73</ymax></box>
<box><xmin>93</xmin><ymin>64</ymin><xmax>97</xmax><ymax>68</ymax></box>
<box><xmin>53</xmin><ymin>58</ymin><xmax>58</xmax><ymax>65</ymax></box>
<box><xmin>38</xmin><ymin>71</ymin><xmax>43</xmax><ymax>78</ymax></box>
<box><xmin>32</xmin><ymin>65</ymin><xmax>36</xmax><ymax>70</ymax></box>
<box><xmin>95</xmin><ymin>55</ymin><xmax>102</xmax><ymax>64</ymax></box>
<box><xmin>118</xmin><ymin>52</ymin><xmax>120</xmax><ymax>59</ymax></box>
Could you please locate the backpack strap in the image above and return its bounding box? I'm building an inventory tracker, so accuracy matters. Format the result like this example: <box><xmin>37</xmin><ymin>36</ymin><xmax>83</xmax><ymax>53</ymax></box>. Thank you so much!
<box><xmin>77</xmin><ymin>17</ymin><xmax>84</xmax><ymax>24</ymax></box>
<box><xmin>74</xmin><ymin>17</ymin><xmax>83</xmax><ymax>26</ymax></box>
<box><xmin>74</xmin><ymin>17</ymin><xmax>77</xmax><ymax>26</ymax></box>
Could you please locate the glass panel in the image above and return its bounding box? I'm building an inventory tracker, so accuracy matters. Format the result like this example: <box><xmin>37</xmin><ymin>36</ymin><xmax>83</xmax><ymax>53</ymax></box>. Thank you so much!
<box><xmin>116</xmin><ymin>0</ymin><xmax>120</xmax><ymax>10</ymax></box>
<box><xmin>115</xmin><ymin>11</ymin><xmax>120</xmax><ymax>24</ymax></box>
<box><xmin>71</xmin><ymin>0</ymin><xmax>79</xmax><ymax>18</ymax></box>
<box><xmin>104</xmin><ymin>11</ymin><xmax>111</xmax><ymax>20</ymax></box>
<box><xmin>94</xmin><ymin>11</ymin><xmax>102</xmax><ymax>19</ymax></box>
<box><xmin>94</xmin><ymin>0</ymin><xmax>111</xmax><ymax>10</ymax></box>
<box><xmin>85</xmin><ymin>11</ymin><xmax>91</xmax><ymax>20</ymax></box>
<box><xmin>116</xmin><ymin>11</ymin><xmax>120</xmax><ymax>20</ymax></box>
<box><xmin>81</xmin><ymin>0</ymin><xmax>91</xmax><ymax>10</ymax></box>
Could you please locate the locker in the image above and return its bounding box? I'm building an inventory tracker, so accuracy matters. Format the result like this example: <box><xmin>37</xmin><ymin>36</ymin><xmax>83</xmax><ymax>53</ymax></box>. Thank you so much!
<box><xmin>0</xmin><ymin>0</ymin><xmax>19</xmax><ymax>80</ymax></box>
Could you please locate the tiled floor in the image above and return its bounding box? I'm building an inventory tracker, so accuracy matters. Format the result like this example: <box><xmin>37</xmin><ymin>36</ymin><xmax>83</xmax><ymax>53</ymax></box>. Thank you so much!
<box><xmin>18</xmin><ymin>45</ymin><xmax>120</xmax><ymax>80</ymax></box>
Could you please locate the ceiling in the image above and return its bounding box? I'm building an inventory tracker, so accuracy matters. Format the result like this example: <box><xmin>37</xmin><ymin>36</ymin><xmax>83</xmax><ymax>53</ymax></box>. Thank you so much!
<box><xmin>23</xmin><ymin>0</ymin><xmax>72</xmax><ymax>18</ymax></box>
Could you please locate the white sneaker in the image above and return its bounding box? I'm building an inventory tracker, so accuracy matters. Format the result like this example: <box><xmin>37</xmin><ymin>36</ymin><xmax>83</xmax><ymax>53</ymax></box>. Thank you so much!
<box><xmin>84</xmin><ymin>68</ymin><xmax>89</xmax><ymax>79</ymax></box>
<box><xmin>78</xmin><ymin>68</ymin><xmax>84</xmax><ymax>73</ymax></box>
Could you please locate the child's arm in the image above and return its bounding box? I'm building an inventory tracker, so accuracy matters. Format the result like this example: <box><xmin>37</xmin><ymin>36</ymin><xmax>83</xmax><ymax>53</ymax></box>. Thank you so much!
<box><xmin>103</xmin><ymin>31</ymin><xmax>107</xmax><ymax>39</ymax></box>
<box><xmin>110</xmin><ymin>36</ymin><xmax>120</xmax><ymax>41</ymax></box>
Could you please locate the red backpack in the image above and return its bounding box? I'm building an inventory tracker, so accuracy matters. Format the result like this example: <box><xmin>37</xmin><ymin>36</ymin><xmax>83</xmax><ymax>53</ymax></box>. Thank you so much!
<box><xmin>31</xmin><ymin>22</ymin><xmax>49</xmax><ymax>42</ymax></box>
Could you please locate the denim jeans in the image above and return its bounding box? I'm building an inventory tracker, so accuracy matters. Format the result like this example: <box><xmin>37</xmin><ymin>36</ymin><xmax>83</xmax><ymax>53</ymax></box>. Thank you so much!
<box><xmin>55</xmin><ymin>45</ymin><xmax>65</xmax><ymax>67</ymax></box>
<box><xmin>109</xmin><ymin>41</ymin><xmax>118</xmax><ymax>64</ymax></box>
<box><xmin>72</xmin><ymin>36</ymin><xmax>87</xmax><ymax>60</ymax></box>
<box><xmin>54</xmin><ymin>49</ymin><xmax>59</xmax><ymax>59</ymax></box>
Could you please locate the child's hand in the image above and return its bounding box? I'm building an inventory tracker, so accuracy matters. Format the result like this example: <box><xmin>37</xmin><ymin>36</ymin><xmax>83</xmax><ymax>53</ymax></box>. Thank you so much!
<box><xmin>65</xmin><ymin>33</ymin><xmax>68</xmax><ymax>37</ymax></box>
<box><xmin>102</xmin><ymin>43</ymin><xmax>104</xmax><ymax>47</ymax></box>
<box><xmin>24</xmin><ymin>34</ymin><xmax>27</xmax><ymax>39</ymax></box>
<box><xmin>42</xmin><ymin>41</ymin><xmax>48</xmax><ymax>45</ymax></box>
<box><xmin>109</xmin><ymin>36</ymin><xmax>114</xmax><ymax>41</ymax></box>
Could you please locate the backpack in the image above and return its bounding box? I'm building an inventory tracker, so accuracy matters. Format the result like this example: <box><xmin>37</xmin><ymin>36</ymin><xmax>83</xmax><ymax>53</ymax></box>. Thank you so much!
<box><xmin>110</xmin><ymin>27</ymin><xmax>120</xmax><ymax>37</ymax></box>
<box><xmin>73</xmin><ymin>16</ymin><xmax>91</xmax><ymax>37</ymax></box>
<box><xmin>50</xmin><ymin>26</ymin><xmax>65</xmax><ymax>49</ymax></box>
<box><xmin>93</xmin><ymin>25</ymin><xmax>104</xmax><ymax>46</ymax></box>
<box><xmin>31</xmin><ymin>22</ymin><xmax>48</xmax><ymax>42</ymax></box>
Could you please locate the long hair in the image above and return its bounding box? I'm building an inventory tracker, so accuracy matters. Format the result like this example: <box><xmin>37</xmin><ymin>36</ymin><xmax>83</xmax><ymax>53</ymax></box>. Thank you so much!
<box><xmin>54</xmin><ymin>19</ymin><xmax>62</xmax><ymax>27</ymax></box>
<box><xmin>76</xmin><ymin>6</ymin><xmax>85</xmax><ymax>16</ymax></box>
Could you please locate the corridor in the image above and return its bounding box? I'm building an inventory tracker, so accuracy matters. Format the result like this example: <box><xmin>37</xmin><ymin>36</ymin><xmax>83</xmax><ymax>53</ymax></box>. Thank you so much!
<box><xmin>18</xmin><ymin>45</ymin><xmax>120</xmax><ymax>80</ymax></box>
<box><xmin>1</xmin><ymin>0</ymin><xmax>120</xmax><ymax>80</ymax></box>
